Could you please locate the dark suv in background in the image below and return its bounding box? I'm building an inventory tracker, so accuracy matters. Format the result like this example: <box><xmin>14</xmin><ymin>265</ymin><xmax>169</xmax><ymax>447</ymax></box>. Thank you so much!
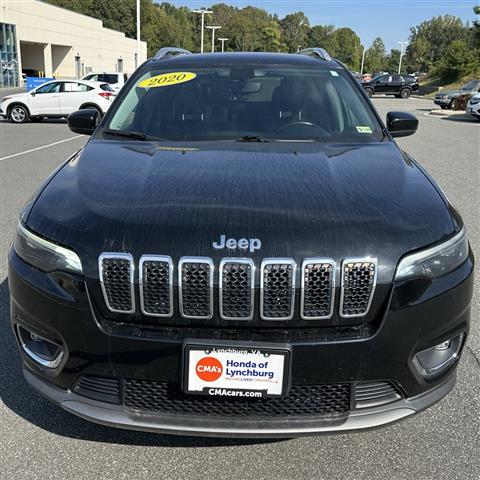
<box><xmin>362</xmin><ymin>74</ymin><xmax>419</xmax><ymax>98</ymax></box>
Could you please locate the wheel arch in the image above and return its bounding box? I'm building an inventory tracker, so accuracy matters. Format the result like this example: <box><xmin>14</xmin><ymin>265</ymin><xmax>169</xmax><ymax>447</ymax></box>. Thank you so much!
<box><xmin>79</xmin><ymin>103</ymin><xmax>103</xmax><ymax>114</ymax></box>
<box><xmin>7</xmin><ymin>102</ymin><xmax>30</xmax><ymax>116</ymax></box>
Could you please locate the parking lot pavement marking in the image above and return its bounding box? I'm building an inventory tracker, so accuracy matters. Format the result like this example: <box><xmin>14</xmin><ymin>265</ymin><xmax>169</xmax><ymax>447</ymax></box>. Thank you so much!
<box><xmin>0</xmin><ymin>135</ymin><xmax>83</xmax><ymax>162</ymax></box>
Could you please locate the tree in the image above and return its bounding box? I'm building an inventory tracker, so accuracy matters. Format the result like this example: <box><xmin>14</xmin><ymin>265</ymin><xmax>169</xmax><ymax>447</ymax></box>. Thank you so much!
<box><xmin>437</xmin><ymin>39</ymin><xmax>477</xmax><ymax>82</ymax></box>
<box><xmin>280</xmin><ymin>12</ymin><xmax>310</xmax><ymax>52</ymax></box>
<box><xmin>405</xmin><ymin>36</ymin><xmax>430</xmax><ymax>73</ymax></box>
<box><xmin>365</xmin><ymin>37</ymin><xmax>387</xmax><ymax>74</ymax></box>
<box><xmin>331</xmin><ymin>28</ymin><xmax>362</xmax><ymax>70</ymax></box>
<box><xmin>386</xmin><ymin>49</ymin><xmax>401</xmax><ymax>74</ymax></box>
<box><xmin>308</xmin><ymin>25</ymin><xmax>336</xmax><ymax>52</ymax></box>
<box><xmin>407</xmin><ymin>15</ymin><xmax>469</xmax><ymax>70</ymax></box>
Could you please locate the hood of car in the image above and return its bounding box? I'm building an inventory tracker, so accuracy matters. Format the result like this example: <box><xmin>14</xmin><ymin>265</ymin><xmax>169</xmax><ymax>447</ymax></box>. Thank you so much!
<box><xmin>26</xmin><ymin>139</ymin><xmax>455</xmax><ymax>284</ymax></box>
<box><xmin>1</xmin><ymin>92</ymin><xmax>28</xmax><ymax>101</ymax></box>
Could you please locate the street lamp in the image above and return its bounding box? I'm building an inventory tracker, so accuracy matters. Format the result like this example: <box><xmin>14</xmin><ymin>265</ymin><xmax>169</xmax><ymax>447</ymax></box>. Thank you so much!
<box><xmin>206</xmin><ymin>26</ymin><xmax>221</xmax><ymax>53</ymax></box>
<box><xmin>218</xmin><ymin>37</ymin><xmax>229</xmax><ymax>52</ymax></box>
<box><xmin>398</xmin><ymin>41</ymin><xmax>407</xmax><ymax>75</ymax></box>
<box><xmin>136</xmin><ymin>0</ymin><xmax>140</xmax><ymax>67</ymax></box>
<box><xmin>193</xmin><ymin>9</ymin><xmax>213</xmax><ymax>54</ymax></box>
<box><xmin>360</xmin><ymin>47</ymin><xmax>366</xmax><ymax>75</ymax></box>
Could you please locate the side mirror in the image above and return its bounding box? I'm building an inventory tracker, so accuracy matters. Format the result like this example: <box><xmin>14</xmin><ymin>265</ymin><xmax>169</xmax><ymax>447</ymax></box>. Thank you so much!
<box><xmin>30</xmin><ymin>91</ymin><xmax>36</xmax><ymax>96</ymax></box>
<box><xmin>386</xmin><ymin>111</ymin><xmax>418</xmax><ymax>138</ymax></box>
<box><xmin>67</xmin><ymin>109</ymin><xmax>100</xmax><ymax>135</ymax></box>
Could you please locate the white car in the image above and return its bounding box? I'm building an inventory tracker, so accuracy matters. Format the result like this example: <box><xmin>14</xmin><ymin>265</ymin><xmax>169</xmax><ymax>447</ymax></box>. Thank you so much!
<box><xmin>0</xmin><ymin>79</ymin><xmax>114</xmax><ymax>123</ymax></box>
<box><xmin>466</xmin><ymin>94</ymin><xmax>480</xmax><ymax>120</ymax></box>
<box><xmin>81</xmin><ymin>72</ymin><xmax>127</xmax><ymax>92</ymax></box>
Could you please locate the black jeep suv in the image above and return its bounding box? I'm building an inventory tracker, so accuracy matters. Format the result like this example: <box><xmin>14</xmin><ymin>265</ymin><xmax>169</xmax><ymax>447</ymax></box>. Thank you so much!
<box><xmin>362</xmin><ymin>74</ymin><xmax>420</xmax><ymax>98</ymax></box>
<box><xmin>9</xmin><ymin>48</ymin><xmax>474</xmax><ymax>437</ymax></box>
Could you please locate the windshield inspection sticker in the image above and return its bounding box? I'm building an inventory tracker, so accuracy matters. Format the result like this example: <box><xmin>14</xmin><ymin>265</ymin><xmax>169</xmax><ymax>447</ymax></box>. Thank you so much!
<box><xmin>138</xmin><ymin>72</ymin><xmax>197</xmax><ymax>88</ymax></box>
<box><xmin>356</xmin><ymin>126</ymin><xmax>373</xmax><ymax>134</ymax></box>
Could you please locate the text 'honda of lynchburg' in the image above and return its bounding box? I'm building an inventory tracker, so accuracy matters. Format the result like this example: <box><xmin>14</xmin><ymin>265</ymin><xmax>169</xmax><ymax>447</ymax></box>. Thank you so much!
<box><xmin>8</xmin><ymin>47</ymin><xmax>474</xmax><ymax>437</ymax></box>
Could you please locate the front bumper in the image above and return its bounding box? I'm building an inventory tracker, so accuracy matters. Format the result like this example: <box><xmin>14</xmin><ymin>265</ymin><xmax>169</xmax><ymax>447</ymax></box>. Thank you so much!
<box><xmin>434</xmin><ymin>98</ymin><xmax>450</xmax><ymax>107</ymax></box>
<box><xmin>24</xmin><ymin>367</ymin><xmax>456</xmax><ymax>438</ymax></box>
<box><xmin>8</xmin><ymin>248</ymin><xmax>474</xmax><ymax>436</ymax></box>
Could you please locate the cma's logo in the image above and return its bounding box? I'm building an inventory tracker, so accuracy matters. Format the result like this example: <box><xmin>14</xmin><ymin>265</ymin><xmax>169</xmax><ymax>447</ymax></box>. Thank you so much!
<box><xmin>213</xmin><ymin>235</ymin><xmax>261</xmax><ymax>253</ymax></box>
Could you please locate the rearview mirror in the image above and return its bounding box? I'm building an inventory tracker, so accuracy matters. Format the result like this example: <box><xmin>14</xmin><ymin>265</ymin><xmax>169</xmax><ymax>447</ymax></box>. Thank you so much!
<box><xmin>386</xmin><ymin>111</ymin><xmax>418</xmax><ymax>138</ymax></box>
<box><xmin>67</xmin><ymin>109</ymin><xmax>100</xmax><ymax>135</ymax></box>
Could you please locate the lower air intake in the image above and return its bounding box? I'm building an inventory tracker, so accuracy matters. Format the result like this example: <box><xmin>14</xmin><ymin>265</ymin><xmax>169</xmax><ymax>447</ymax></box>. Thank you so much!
<box><xmin>354</xmin><ymin>381</ymin><xmax>402</xmax><ymax>409</ymax></box>
<box><xmin>124</xmin><ymin>380</ymin><xmax>351</xmax><ymax>418</ymax></box>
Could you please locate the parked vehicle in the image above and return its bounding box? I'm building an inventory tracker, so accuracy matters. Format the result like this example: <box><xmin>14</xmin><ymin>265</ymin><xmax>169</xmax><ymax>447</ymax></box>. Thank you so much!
<box><xmin>0</xmin><ymin>79</ymin><xmax>114</xmax><ymax>123</ymax></box>
<box><xmin>9</xmin><ymin>47</ymin><xmax>473</xmax><ymax>437</ymax></box>
<box><xmin>434</xmin><ymin>80</ymin><xmax>480</xmax><ymax>109</ymax></box>
<box><xmin>82</xmin><ymin>72</ymin><xmax>127</xmax><ymax>92</ymax></box>
<box><xmin>362</xmin><ymin>74</ymin><xmax>419</xmax><ymax>98</ymax></box>
<box><xmin>466</xmin><ymin>93</ymin><xmax>480</xmax><ymax>120</ymax></box>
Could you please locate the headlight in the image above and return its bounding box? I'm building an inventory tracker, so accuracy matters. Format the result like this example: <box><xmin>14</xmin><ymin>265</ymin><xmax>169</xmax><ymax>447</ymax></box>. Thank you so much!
<box><xmin>395</xmin><ymin>227</ymin><xmax>468</xmax><ymax>281</ymax></box>
<box><xmin>14</xmin><ymin>222</ymin><xmax>83</xmax><ymax>274</ymax></box>
<box><xmin>469</xmin><ymin>97</ymin><xmax>480</xmax><ymax>105</ymax></box>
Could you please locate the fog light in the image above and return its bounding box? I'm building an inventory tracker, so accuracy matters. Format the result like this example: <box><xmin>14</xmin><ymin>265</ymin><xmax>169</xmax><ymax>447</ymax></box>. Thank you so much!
<box><xmin>413</xmin><ymin>333</ymin><xmax>464</xmax><ymax>377</ymax></box>
<box><xmin>16</xmin><ymin>325</ymin><xmax>64</xmax><ymax>369</ymax></box>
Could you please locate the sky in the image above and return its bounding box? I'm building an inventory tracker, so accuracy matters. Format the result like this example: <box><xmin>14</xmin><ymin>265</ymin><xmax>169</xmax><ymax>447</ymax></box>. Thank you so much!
<box><xmin>165</xmin><ymin>0</ymin><xmax>478</xmax><ymax>51</ymax></box>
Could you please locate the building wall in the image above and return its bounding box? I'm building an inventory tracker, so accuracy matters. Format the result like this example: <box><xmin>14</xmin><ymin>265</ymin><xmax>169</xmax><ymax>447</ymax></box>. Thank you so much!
<box><xmin>0</xmin><ymin>0</ymin><xmax>147</xmax><ymax>81</ymax></box>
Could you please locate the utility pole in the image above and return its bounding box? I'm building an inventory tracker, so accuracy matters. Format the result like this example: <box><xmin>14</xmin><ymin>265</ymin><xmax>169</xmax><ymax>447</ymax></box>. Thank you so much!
<box><xmin>136</xmin><ymin>0</ymin><xmax>140</xmax><ymax>67</ymax></box>
<box><xmin>193</xmin><ymin>9</ymin><xmax>213</xmax><ymax>53</ymax></box>
<box><xmin>360</xmin><ymin>47</ymin><xmax>366</xmax><ymax>75</ymax></box>
<box><xmin>206</xmin><ymin>26</ymin><xmax>221</xmax><ymax>53</ymax></box>
<box><xmin>398</xmin><ymin>41</ymin><xmax>407</xmax><ymax>75</ymax></box>
<box><xmin>218</xmin><ymin>38</ymin><xmax>229</xmax><ymax>52</ymax></box>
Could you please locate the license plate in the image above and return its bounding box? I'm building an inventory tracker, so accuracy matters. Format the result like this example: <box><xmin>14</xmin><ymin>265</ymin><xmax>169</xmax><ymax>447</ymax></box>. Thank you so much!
<box><xmin>183</xmin><ymin>342</ymin><xmax>291</xmax><ymax>398</ymax></box>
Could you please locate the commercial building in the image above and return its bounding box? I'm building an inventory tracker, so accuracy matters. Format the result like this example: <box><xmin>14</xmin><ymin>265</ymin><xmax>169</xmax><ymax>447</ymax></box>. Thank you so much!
<box><xmin>0</xmin><ymin>0</ymin><xmax>147</xmax><ymax>87</ymax></box>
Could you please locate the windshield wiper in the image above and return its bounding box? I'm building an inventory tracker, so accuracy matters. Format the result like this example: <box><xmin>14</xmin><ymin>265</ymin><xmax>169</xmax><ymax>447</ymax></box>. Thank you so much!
<box><xmin>236</xmin><ymin>135</ymin><xmax>271</xmax><ymax>143</ymax></box>
<box><xmin>103</xmin><ymin>128</ymin><xmax>148</xmax><ymax>140</ymax></box>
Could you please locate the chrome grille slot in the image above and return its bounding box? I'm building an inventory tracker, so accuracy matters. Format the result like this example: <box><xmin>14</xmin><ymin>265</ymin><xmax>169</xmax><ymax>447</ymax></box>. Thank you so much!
<box><xmin>99</xmin><ymin>253</ymin><xmax>135</xmax><ymax>313</ymax></box>
<box><xmin>179</xmin><ymin>257</ymin><xmax>213</xmax><ymax>319</ymax></box>
<box><xmin>260</xmin><ymin>259</ymin><xmax>296</xmax><ymax>320</ymax></box>
<box><xmin>220</xmin><ymin>259</ymin><xmax>254</xmax><ymax>320</ymax></box>
<box><xmin>340</xmin><ymin>258</ymin><xmax>377</xmax><ymax>318</ymax></box>
<box><xmin>139</xmin><ymin>255</ymin><xmax>173</xmax><ymax>317</ymax></box>
<box><xmin>301</xmin><ymin>259</ymin><xmax>335</xmax><ymax>320</ymax></box>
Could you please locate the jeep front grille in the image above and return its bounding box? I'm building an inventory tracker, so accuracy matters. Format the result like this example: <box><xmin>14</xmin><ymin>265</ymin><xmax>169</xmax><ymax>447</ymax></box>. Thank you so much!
<box><xmin>99</xmin><ymin>253</ymin><xmax>135</xmax><ymax>313</ymax></box>
<box><xmin>97</xmin><ymin>254</ymin><xmax>378</xmax><ymax>322</ymax></box>
<box><xmin>139</xmin><ymin>255</ymin><xmax>173</xmax><ymax>317</ymax></box>
<box><xmin>219</xmin><ymin>259</ymin><xmax>254</xmax><ymax>320</ymax></box>
<box><xmin>260</xmin><ymin>259</ymin><xmax>296</xmax><ymax>320</ymax></box>
<box><xmin>301</xmin><ymin>259</ymin><xmax>335</xmax><ymax>320</ymax></box>
<box><xmin>179</xmin><ymin>257</ymin><xmax>214</xmax><ymax>319</ymax></box>
<box><xmin>340</xmin><ymin>259</ymin><xmax>377</xmax><ymax>318</ymax></box>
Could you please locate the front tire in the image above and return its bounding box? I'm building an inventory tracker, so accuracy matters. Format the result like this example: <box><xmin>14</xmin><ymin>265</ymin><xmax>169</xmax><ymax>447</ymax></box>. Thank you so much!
<box><xmin>449</xmin><ymin>99</ymin><xmax>457</xmax><ymax>110</ymax></box>
<box><xmin>400</xmin><ymin>88</ymin><xmax>411</xmax><ymax>99</ymax></box>
<box><xmin>364</xmin><ymin>88</ymin><xmax>374</xmax><ymax>98</ymax></box>
<box><xmin>9</xmin><ymin>105</ymin><xmax>29</xmax><ymax>123</ymax></box>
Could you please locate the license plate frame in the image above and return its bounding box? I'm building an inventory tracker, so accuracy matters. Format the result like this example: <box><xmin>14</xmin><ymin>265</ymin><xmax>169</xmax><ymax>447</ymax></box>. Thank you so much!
<box><xmin>182</xmin><ymin>340</ymin><xmax>292</xmax><ymax>398</ymax></box>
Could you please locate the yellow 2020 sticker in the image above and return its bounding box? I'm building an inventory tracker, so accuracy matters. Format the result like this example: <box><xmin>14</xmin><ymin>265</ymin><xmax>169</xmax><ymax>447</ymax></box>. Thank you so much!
<box><xmin>356</xmin><ymin>126</ymin><xmax>373</xmax><ymax>134</ymax></box>
<box><xmin>138</xmin><ymin>72</ymin><xmax>197</xmax><ymax>88</ymax></box>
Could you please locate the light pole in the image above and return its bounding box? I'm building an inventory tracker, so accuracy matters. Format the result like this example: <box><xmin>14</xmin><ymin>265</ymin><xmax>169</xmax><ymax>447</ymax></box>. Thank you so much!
<box><xmin>398</xmin><ymin>41</ymin><xmax>407</xmax><ymax>75</ymax></box>
<box><xmin>136</xmin><ymin>0</ymin><xmax>140</xmax><ymax>67</ymax></box>
<box><xmin>206</xmin><ymin>26</ymin><xmax>221</xmax><ymax>53</ymax></box>
<box><xmin>360</xmin><ymin>47</ymin><xmax>366</xmax><ymax>75</ymax></box>
<box><xmin>218</xmin><ymin>38</ymin><xmax>229</xmax><ymax>52</ymax></box>
<box><xmin>193</xmin><ymin>9</ymin><xmax>213</xmax><ymax>54</ymax></box>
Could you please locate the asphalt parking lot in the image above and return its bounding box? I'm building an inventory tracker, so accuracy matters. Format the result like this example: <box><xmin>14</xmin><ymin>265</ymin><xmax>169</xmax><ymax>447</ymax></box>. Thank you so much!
<box><xmin>0</xmin><ymin>97</ymin><xmax>479</xmax><ymax>480</ymax></box>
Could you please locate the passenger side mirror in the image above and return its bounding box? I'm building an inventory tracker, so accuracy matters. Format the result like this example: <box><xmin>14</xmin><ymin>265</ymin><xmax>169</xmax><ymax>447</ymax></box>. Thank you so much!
<box><xmin>30</xmin><ymin>91</ymin><xmax>36</xmax><ymax>96</ymax></box>
<box><xmin>67</xmin><ymin>109</ymin><xmax>100</xmax><ymax>135</ymax></box>
<box><xmin>386</xmin><ymin>111</ymin><xmax>418</xmax><ymax>138</ymax></box>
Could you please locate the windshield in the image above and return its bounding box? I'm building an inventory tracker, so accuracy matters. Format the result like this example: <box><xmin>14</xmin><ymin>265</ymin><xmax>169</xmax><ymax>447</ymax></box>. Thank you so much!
<box><xmin>462</xmin><ymin>81</ymin><xmax>478</xmax><ymax>91</ymax></box>
<box><xmin>106</xmin><ymin>65</ymin><xmax>383</xmax><ymax>142</ymax></box>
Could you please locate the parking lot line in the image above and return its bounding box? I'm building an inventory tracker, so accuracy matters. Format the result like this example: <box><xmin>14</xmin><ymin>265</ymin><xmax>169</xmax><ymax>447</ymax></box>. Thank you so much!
<box><xmin>0</xmin><ymin>135</ymin><xmax>83</xmax><ymax>162</ymax></box>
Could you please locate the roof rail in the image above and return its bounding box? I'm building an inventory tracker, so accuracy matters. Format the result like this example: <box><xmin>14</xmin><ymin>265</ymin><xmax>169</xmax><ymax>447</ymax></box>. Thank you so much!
<box><xmin>297</xmin><ymin>48</ymin><xmax>332</xmax><ymax>62</ymax></box>
<box><xmin>153</xmin><ymin>47</ymin><xmax>192</xmax><ymax>61</ymax></box>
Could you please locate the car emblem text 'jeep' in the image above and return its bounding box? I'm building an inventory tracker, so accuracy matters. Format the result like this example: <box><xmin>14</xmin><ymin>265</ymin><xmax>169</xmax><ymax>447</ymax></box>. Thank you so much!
<box><xmin>213</xmin><ymin>235</ymin><xmax>261</xmax><ymax>253</ymax></box>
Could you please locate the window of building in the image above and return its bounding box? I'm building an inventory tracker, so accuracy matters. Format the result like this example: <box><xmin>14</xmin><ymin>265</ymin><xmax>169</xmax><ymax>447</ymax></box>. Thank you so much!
<box><xmin>0</xmin><ymin>23</ymin><xmax>19</xmax><ymax>88</ymax></box>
